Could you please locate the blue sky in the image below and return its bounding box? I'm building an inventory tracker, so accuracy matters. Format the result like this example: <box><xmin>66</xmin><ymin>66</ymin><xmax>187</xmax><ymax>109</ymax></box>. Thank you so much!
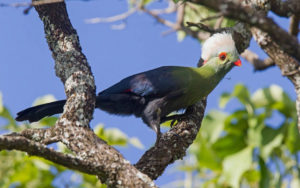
<box><xmin>0</xmin><ymin>0</ymin><xmax>296</xmax><ymax>186</ymax></box>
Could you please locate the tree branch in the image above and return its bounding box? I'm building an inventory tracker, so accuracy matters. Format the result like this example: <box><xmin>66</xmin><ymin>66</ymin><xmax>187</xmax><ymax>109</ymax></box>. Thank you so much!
<box><xmin>26</xmin><ymin>1</ymin><xmax>156</xmax><ymax>187</ymax></box>
<box><xmin>136</xmin><ymin>99</ymin><xmax>207</xmax><ymax>179</ymax></box>
<box><xmin>1</xmin><ymin>1</ymin><xmax>256</xmax><ymax>186</ymax></box>
<box><xmin>270</xmin><ymin>0</ymin><xmax>300</xmax><ymax>17</ymax></box>
<box><xmin>247</xmin><ymin>0</ymin><xmax>300</xmax><ymax>134</ymax></box>
<box><xmin>134</xmin><ymin>4</ymin><xmax>251</xmax><ymax>179</ymax></box>
<box><xmin>241</xmin><ymin>49</ymin><xmax>275</xmax><ymax>71</ymax></box>
<box><xmin>0</xmin><ymin>135</ymin><xmax>102</xmax><ymax>175</ymax></box>
<box><xmin>289</xmin><ymin>14</ymin><xmax>300</xmax><ymax>36</ymax></box>
<box><xmin>85</xmin><ymin>7</ymin><xmax>137</xmax><ymax>24</ymax></box>
<box><xmin>189</xmin><ymin>0</ymin><xmax>300</xmax><ymax>62</ymax></box>
<box><xmin>0</xmin><ymin>0</ymin><xmax>63</xmax><ymax>7</ymax></box>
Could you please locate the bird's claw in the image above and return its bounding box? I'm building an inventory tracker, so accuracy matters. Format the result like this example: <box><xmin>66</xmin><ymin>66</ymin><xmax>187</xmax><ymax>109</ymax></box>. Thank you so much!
<box><xmin>170</xmin><ymin>114</ymin><xmax>186</xmax><ymax>128</ymax></box>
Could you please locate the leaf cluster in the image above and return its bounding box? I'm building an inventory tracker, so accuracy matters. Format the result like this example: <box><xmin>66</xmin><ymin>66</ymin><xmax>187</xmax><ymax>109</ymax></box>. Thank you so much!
<box><xmin>177</xmin><ymin>84</ymin><xmax>300</xmax><ymax>188</ymax></box>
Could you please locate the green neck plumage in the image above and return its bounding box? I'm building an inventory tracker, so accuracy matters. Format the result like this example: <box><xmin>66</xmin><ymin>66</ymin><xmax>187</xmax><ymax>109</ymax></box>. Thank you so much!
<box><xmin>197</xmin><ymin>59</ymin><xmax>234</xmax><ymax>80</ymax></box>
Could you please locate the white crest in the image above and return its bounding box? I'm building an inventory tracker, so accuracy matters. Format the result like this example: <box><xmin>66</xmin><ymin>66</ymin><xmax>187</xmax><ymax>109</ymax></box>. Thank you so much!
<box><xmin>201</xmin><ymin>32</ymin><xmax>237</xmax><ymax>60</ymax></box>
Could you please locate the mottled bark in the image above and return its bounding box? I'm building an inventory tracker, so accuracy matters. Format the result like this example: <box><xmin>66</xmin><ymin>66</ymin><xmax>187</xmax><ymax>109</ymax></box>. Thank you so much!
<box><xmin>136</xmin><ymin>99</ymin><xmax>206</xmax><ymax>179</ymax></box>
<box><xmin>1</xmin><ymin>0</ymin><xmax>298</xmax><ymax>186</ymax></box>
<box><xmin>0</xmin><ymin>1</ymin><xmax>216</xmax><ymax>187</ymax></box>
<box><xmin>189</xmin><ymin>0</ymin><xmax>300</xmax><ymax>133</ymax></box>
<box><xmin>270</xmin><ymin>0</ymin><xmax>300</xmax><ymax>17</ymax></box>
<box><xmin>190</xmin><ymin>0</ymin><xmax>300</xmax><ymax>62</ymax></box>
<box><xmin>246</xmin><ymin>0</ymin><xmax>300</xmax><ymax>134</ymax></box>
<box><xmin>6</xmin><ymin>1</ymin><xmax>156</xmax><ymax>187</ymax></box>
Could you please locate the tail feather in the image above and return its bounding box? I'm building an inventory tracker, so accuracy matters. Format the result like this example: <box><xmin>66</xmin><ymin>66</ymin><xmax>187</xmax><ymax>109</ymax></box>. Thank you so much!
<box><xmin>16</xmin><ymin>100</ymin><xmax>66</xmax><ymax>122</ymax></box>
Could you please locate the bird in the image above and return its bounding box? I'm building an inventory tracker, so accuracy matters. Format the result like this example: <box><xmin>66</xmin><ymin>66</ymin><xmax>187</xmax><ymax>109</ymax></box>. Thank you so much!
<box><xmin>16</xmin><ymin>32</ymin><xmax>241</xmax><ymax>143</ymax></box>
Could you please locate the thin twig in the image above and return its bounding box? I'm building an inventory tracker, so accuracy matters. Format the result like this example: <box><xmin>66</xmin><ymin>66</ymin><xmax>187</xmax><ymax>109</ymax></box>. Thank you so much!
<box><xmin>186</xmin><ymin>22</ymin><xmax>215</xmax><ymax>33</ymax></box>
<box><xmin>200</xmin><ymin>13</ymin><xmax>223</xmax><ymax>22</ymax></box>
<box><xmin>85</xmin><ymin>8</ymin><xmax>137</xmax><ymax>24</ymax></box>
<box><xmin>142</xmin><ymin>7</ymin><xmax>177</xmax><ymax>29</ymax></box>
<box><xmin>214</xmin><ymin>16</ymin><xmax>224</xmax><ymax>29</ymax></box>
<box><xmin>147</xmin><ymin>1</ymin><xmax>177</xmax><ymax>15</ymax></box>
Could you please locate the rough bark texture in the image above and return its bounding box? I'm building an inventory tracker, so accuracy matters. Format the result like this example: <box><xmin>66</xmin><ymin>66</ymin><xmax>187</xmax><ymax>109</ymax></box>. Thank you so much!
<box><xmin>190</xmin><ymin>0</ymin><xmax>300</xmax><ymax>62</ymax></box>
<box><xmin>270</xmin><ymin>0</ymin><xmax>300</xmax><ymax>17</ymax></box>
<box><xmin>189</xmin><ymin>0</ymin><xmax>300</xmax><ymax>134</ymax></box>
<box><xmin>0</xmin><ymin>1</ymin><xmax>218</xmax><ymax>187</ymax></box>
<box><xmin>1</xmin><ymin>0</ymin><xmax>298</xmax><ymax>187</ymax></box>
<box><xmin>136</xmin><ymin>99</ymin><xmax>207</xmax><ymax>179</ymax></box>
<box><xmin>246</xmin><ymin>0</ymin><xmax>300</xmax><ymax>133</ymax></box>
<box><xmin>10</xmin><ymin>1</ymin><xmax>156</xmax><ymax>187</ymax></box>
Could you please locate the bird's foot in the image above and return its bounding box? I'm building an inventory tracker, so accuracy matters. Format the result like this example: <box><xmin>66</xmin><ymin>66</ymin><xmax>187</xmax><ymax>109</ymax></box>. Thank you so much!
<box><xmin>161</xmin><ymin>114</ymin><xmax>187</xmax><ymax>128</ymax></box>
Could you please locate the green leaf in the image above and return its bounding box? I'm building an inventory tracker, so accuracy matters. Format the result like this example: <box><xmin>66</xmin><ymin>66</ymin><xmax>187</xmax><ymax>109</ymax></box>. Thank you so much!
<box><xmin>33</xmin><ymin>94</ymin><xmax>56</xmax><ymax>106</ymax></box>
<box><xmin>219</xmin><ymin>92</ymin><xmax>231</xmax><ymax>109</ymax></box>
<box><xmin>247</xmin><ymin>123</ymin><xmax>263</xmax><ymax>147</ymax></box>
<box><xmin>129</xmin><ymin>137</ymin><xmax>144</xmax><ymax>149</ymax></box>
<box><xmin>141</xmin><ymin>0</ymin><xmax>153</xmax><ymax>6</ymax></box>
<box><xmin>219</xmin><ymin>84</ymin><xmax>254</xmax><ymax>114</ymax></box>
<box><xmin>252</xmin><ymin>84</ymin><xmax>282</xmax><ymax>107</ymax></box>
<box><xmin>0</xmin><ymin>107</ymin><xmax>18</xmax><ymax>131</ymax></box>
<box><xmin>212</xmin><ymin>134</ymin><xmax>247</xmax><ymax>158</ymax></box>
<box><xmin>105</xmin><ymin>128</ymin><xmax>127</xmax><ymax>146</ymax></box>
<box><xmin>291</xmin><ymin>176</ymin><xmax>300</xmax><ymax>188</ymax></box>
<box><xmin>39</xmin><ymin>116</ymin><xmax>58</xmax><ymax>127</ymax></box>
<box><xmin>201</xmin><ymin>110</ymin><xmax>227</xmax><ymax>143</ymax></box>
<box><xmin>259</xmin><ymin>156</ymin><xmax>270</xmax><ymax>188</ymax></box>
<box><xmin>243</xmin><ymin>169</ymin><xmax>260</xmax><ymax>184</ymax></box>
<box><xmin>80</xmin><ymin>173</ymin><xmax>104</xmax><ymax>188</ymax></box>
<box><xmin>232</xmin><ymin>84</ymin><xmax>254</xmax><ymax>114</ymax></box>
<box><xmin>285</xmin><ymin>121</ymin><xmax>300</xmax><ymax>153</ymax></box>
<box><xmin>177</xmin><ymin>30</ymin><xmax>186</xmax><ymax>42</ymax></box>
<box><xmin>94</xmin><ymin>124</ymin><xmax>144</xmax><ymax>149</ymax></box>
<box><xmin>95</xmin><ymin>125</ymin><xmax>128</xmax><ymax>146</ymax></box>
<box><xmin>260</xmin><ymin>126</ymin><xmax>284</xmax><ymax>159</ymax></box>
<box><xmin>192</xmin><ymin>138</ymin><xmax>222</xmax><ymax>170</ymax></box>
<box><xmin>222</xmin><ymin>146</ymin><xmax>253</xmax><ymax>188</ymax></box>
<box><xmin>251</xmin><ymin>84</ymin><xmax>295</xmax><ymax>117</ymax></box>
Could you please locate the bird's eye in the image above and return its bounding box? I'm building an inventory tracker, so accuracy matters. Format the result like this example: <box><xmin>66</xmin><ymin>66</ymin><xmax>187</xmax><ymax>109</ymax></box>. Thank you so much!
<box><xmin>219</xmin><ymin>52</ymin><xmax>227</xmax><ymax>61</ymax></box>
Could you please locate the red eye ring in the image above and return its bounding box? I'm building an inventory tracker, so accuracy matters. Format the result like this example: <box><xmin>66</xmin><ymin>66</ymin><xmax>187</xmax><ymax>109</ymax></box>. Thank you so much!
<box><xmin>219</xmin><ymin>52</ymin><xmax>227</xmax><ymax>61</ymax></box>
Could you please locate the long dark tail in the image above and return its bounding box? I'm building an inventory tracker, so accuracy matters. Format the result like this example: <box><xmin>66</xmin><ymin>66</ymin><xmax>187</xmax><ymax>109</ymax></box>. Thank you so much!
<box><xmin>16</xmin><ymin>100</ymin><xmax>66</xmax><ymax>122</ymax></box>
<box><xmin>16</xmin><ymin>92</ymin><xmax>145</xmax><ymax>122</ymax></box>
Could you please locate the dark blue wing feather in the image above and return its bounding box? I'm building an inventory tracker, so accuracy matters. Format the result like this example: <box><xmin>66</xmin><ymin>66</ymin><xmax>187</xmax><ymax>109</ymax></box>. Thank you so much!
<box><xmin>98</xmin><ymin>66</ymin><xmax>186</xmax><ymax>98</ymax></box>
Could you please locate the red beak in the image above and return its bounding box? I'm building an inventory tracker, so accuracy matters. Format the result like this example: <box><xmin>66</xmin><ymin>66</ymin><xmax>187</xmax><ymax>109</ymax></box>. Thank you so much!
<box><xmin>234</xmin><ymin>59</ymin><xmax>241</xmax><ymax>67</ymax></box>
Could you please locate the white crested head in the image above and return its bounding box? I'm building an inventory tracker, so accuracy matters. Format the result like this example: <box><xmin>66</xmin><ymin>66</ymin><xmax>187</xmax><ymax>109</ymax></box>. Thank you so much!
<box><xmin>201</xmin><ymin>32</ymin><xmax>237</xmax><ymax>60</ymax></box>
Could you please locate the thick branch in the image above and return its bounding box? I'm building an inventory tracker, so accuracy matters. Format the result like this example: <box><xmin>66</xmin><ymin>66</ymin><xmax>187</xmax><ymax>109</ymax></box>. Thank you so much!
<box><xmin>289</xmin><ymin>14</ymin><xmax>300</xmax><ymax>36</ymax></box>
<box><xmin>248</xmin><ymin>0</ymin><xmax>300</xmax><ymax>133</ymax></box>
<box><xmin>0</xmin><ymin>135</ymin><xmax>102</xmax><ymax>175</ymax></box>
<box><xmin>252</xmin><ymin>28</ymin><xmax>300</xmax><ymax>132</ymax></box>
<box><xmin>135</xmin><ymin>6</ymin><xmax>251</xmax><ymax>179</ymax></box>
<box><xmin>270</xmin><ymin>0</ymin><xmax>300</xmax><ymax>17</ymax></box>
<box><xmin>136</xmin><ymin>99</ymin><xmax>206</xmax><ymax>179</ymax></box>
<box><xmin>190</xmin><ymin>0</ymin><xmax>300</xmax><ymax>62</ymax></box>
<box><xmin>32</xmin><ymin>1</ymin><xmax>156</xmax><ymax>187</ymax></box>
<box><xmin>2</xmin><ymin>1</ymin><xmax>253</xmax><ymax>185</ymax></box>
